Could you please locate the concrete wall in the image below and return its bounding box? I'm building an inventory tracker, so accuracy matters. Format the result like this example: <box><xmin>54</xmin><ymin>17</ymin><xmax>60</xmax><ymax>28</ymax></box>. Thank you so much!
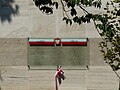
<box><xmin>0</xmin><ymin>0</ymin><xmax>109</xmax><ymax>66</ymax></box>
<box><xmin>0</xmin><ymin>38</ymin><xmax>27</xmax><ymax>65</ymax></box>
<box><xmin>89</xmin><ymin>38</ymin><xmax>106</xmax><ymax>66</ymax></box>
<box><xmin>0</xmin><ymin>38</ymin><xmax>105</xmax><ymax>67</ymax></box>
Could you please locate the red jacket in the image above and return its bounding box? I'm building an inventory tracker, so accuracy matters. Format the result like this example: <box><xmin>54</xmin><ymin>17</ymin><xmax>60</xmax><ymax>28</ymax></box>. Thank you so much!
<box><xmin>57</xmin><ymin>68</ymin><xmax>63</xmax><ymax>77</ymax></box>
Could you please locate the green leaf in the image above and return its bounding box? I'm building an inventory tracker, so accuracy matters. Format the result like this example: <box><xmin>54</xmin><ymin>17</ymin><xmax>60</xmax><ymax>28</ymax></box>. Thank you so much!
<box><xmin>81</xmin><ymin>16</ymin><xmax>86</xmax><ymax>23</ymax></box>
<box><xmin>76</xmin><ymin>0</ymin><xmax>80</xmax><ymax>4</ymax></box>
<box><xmin>97</xmin><ymin>2</ymin><xmax>101</xmax><ymax>8</ymax></box>
<box><xmin>117</xmin><ymin>10</ymin><xmax>120</xmax><ymax>16</ymax></box>
<box><xmin>107</xmin><ymin>10</ymin><xmax>110</xmax><ymax>13</ymax></box>
<box><xmin>53</xmin><ymin>2</ymin><xmax>58</xmax><ymax>9</ymax></box>
<box><xmin>40</xmin><ymin>6</ymin><xmax>53</xmax><ymax>14</ymax></box>
<box><xmin>113</xmin><ymin>0</ymin><xmax>120</xmax><ymax>3</ymax></box>
<box><xmin>71</xmin><ymin>8</ymin><xmax>77</xmax><ymax>16</ymax></box>
<box><xmin>64</xmin><ymin>0</ymin><xmax>69</xmax><ymax>2</ymax></box>
<box><xmin>99</xmin><ymin>32</ymin><xmax>104</xmax><ymax>36</ymax></box>
<box><xmin>78</xmin><ymin>19</ymin><xmax>81</xmax><ymax>25</ymax></box>
<box><xmin>81</xmin><ymin>0</ymin><xmax>89</xmax><ymax>6</ymax></box>
<box><xmin>63</xmin><ymin>17</ymin><xmax>67</xmax><ymax>21</ymax></box>
<box><xmin>84</xmin><ymin>14</ymin><xmax>93</xmax><ymax>23</ymax></box>
<box><xmin>66</xmin><ymin>19</ymin><xmax>72</xmax><ymax>25</ymax></box>
<box><xmin>73</xmin><ymin>16</ymin><xmax>79</xmax><ymax>22</ymax></box>
<box><xmin>66</xmin><ymin>19</ymin><xmax>69</xmax><ymax>24</ymax></box>
<box><xmin>92</xmin><ymin>0</ymin><xmax>102</xmax><ymax>8</ymax></box>
<box><xmin>88</xmin><ymin>0</ymin><xmax>94</xmax><ymax>6</ymax></box>
<box><xmin>67</xmin><ymin>2</ymin><xmax>71</xmax><ymax>8</ymax></box>
<box><xmin>96</xmin><ymin>24</ymin><xmax>104</xmax><ymax>30</ymax></box>
<box><xmin>70</xmin><ymin>0</ymin><xmax>76</xmax><ymax>7</ymax></box>
<box><xmin>69</xmin><ymin>20</ymin><xmax>72</xmax><ymax>25</ymax></box>
<box><xmin>104</xmin><ymin>8</ymin><xmax>108</xmax><ymax>10</ymax></box>
<box><xmin>106</xmin><ymin>2</ymin><xmax>109</xmax><ymax>5</ymax></box>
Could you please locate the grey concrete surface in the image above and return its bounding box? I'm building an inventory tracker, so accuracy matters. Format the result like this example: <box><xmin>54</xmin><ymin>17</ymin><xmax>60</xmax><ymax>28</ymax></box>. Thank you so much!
<box><xmin>0</xmin><ymin>38</ymin><xmax>27</xmax><ymax>66</ymax></box>
<box><xmin>0</xmin><ymin>66</ymin><xmax>118</xmax><ymax>90</ymax></box>
<box><xmin>87</xmin><ymin>66</ymin><xmax>118</xmax><ymax>90</ymax></box>
<box><xmin>89</xmin><ymin>38</ymin><xmax>106</xmax><ymax>66</ymax></box>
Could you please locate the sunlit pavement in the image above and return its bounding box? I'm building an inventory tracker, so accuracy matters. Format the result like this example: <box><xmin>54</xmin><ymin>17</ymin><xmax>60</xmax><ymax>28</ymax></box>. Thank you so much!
<box><xmin>0</xmin><ymin>66</ymin><xmax>119</xmax><ymax>90</ymax></box>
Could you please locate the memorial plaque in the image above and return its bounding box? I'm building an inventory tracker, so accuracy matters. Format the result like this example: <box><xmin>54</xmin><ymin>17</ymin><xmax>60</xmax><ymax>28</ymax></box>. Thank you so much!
<box><xmin>27</xmin><ymin>46</ymin><xmax>89</xmax><ymax>69</ymax></box>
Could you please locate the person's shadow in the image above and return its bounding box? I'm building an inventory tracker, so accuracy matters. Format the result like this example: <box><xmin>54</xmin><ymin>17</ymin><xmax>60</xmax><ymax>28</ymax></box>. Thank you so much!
<box><xmin>0</xmin><ymin>70</ymin><xmax>7</xmax><ymax>82</ymax></box>
<box><xmin>0</xmin><ymin>0</ymin><xmax>19</xmax><ymax>23</ymax></box>
<box><xmin>0</xmin><ymin>71</ymin><xmax>3</xmax><ymax>82</ymax></box>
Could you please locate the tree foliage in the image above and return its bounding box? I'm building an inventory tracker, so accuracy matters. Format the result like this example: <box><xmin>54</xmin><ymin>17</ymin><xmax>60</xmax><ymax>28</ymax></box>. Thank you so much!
<box><xmin>33</xmin><ymin>0</ymin><xmax>58</xmax><ymax>14</ymax></box>
<box><xmin>33</xmin><ymin>0</ymin><xmax>101</xmax><ymax>16</ymax></box>
<box><xmin>98</xmin><ymin>1</ymin><xmax>120</xmax><ymax>72</ymax></box>
<box><xmin>112</xmin><ymin>0</ymin><xmax>120</xmax><ymax>3</ymax></box>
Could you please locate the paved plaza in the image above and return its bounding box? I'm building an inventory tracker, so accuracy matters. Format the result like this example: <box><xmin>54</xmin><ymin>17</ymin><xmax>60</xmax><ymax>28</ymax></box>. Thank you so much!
<box><xmin>0</xmin><ymin>66</ymin><xmax>119</xmax><ymax>90</ymax></box>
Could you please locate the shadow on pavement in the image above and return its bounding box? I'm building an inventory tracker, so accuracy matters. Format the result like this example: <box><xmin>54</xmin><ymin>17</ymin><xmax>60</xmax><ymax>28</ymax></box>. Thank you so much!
<box><xmin>0</xmin><ymin>0</ymin><xmax>19</xmax><ymax>23</ymax></box>
<box><xmin>0</xmin><ymin>71</ymin><xmax>3</xmax><ymax>82</ymax></box>
<box><xmin>0</xmin><ymin>70</ymin><xmax>7</xmax><ymax>82</ymax></box>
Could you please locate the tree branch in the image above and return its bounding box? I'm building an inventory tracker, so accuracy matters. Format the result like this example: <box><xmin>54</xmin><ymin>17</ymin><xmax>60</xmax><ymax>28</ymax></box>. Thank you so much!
<box><xmin>60</xmin><ymin>0</ymin><xmax>70</xmax><ymax>19</ymax></box>
<box><xmin>78</xmin><ymin>4</ymin><xmax>104</xmax><ymax>40</ymax></box>
<box><xmin>114</xmin><ymin>71</ymin><xmax>120</xmax><ymax>79</ymax></box>
<box><xmin>78</xmin><ymin>4</ymin><xmax>89</xmax><ymax>14</ymax></box>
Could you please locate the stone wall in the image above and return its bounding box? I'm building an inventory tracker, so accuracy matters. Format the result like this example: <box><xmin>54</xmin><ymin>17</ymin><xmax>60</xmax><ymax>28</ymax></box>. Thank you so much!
<box><xmin>0</xmin><ymin>38</ymin><xmax>27</xmax><ymax>65</ymax></box>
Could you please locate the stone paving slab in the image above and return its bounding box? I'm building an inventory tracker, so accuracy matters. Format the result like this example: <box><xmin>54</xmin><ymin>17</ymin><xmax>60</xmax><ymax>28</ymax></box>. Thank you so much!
<box><xmin>87</xmin><ymin>66</ymin><xmax>119</xmax><ymax>90</ymax></box>
<box><xmin>0</xmin><ymin>66</ymin><xmax>119</xmax><ymax>90</ymax></box>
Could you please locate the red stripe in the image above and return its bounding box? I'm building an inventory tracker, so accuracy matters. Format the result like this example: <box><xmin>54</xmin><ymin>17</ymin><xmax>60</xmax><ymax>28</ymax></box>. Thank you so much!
<box><xmin>29</xmin><ymin>42</ymin><xmax>87</xmax><ymax>46</ymax></box>
<box><xmin>62</xmin><ymin>42</ymin><xmax>87</xmax><ymax>46</ymax></box>
<box><xmin>29</xmin><ymin>42</ymin><xmax>54</xmax><ymax>46</ymax></box>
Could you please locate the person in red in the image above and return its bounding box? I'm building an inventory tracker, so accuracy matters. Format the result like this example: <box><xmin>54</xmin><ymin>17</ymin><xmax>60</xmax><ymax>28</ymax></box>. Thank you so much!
<box><xmin>56</xmin><ymin>65</ymin><xmax>66</xmax><ymax>85</ymax></box>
